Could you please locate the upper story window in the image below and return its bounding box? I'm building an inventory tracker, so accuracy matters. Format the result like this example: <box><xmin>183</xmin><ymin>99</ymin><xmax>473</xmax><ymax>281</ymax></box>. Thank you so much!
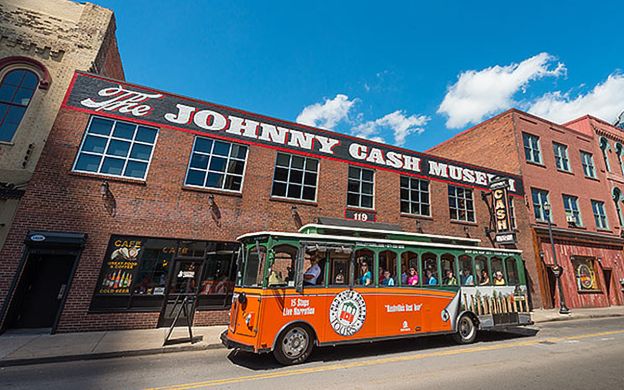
<box><xmin>531</xmin><ymin>188</ymin><xmax>551</xmax><ymax>222</ymax></box>
<box><xmin>0</xmin><ymin>69</ymin><xmax>38</xmax><ymax>142</ymax></box>
<box><xmin>580</xmin><ymin>151</ymin><xmax>596</xmax><ymax>178</ymax></box>
<box><xmin>400</xmin><ymin>176</ymin><xmax>430</xmax><ymax>216</ymax></box>
<box><xmin>184</xmin><ymin>137</ymin><xmax>248</xmax><ymax>192</ymax></box>
<box><xmin>271</xmin><ymin>152</ymin><xmax>318</xmax><ymax>201</ymax></box>
<box><xmin>347</xmin><ymin>166</ymin><xmax>375</xmax><ymax>209</ymax></box>
<box><xmin>522</xmin><ymin>133</ymin><xmax>542</xmax><ymax>164</ymax></box>
<box><xmin>448</xmin><ymin>185</ymin><xmax>475</xmax><ymax>222</ymax></box>
<box><xmin>73</xmin><ymin>116</ymin><xmax>158</xmax><ymax>180</ymax></box>
<box><xmin>616</xmin><ymin>143</ymin><xmax>624</xmax><ymax>175</ymax></box>
<box><xmin>562</xmin><ymin>195</ymin><xmax>582</xmax><ymax>226</ymax></box>
<box><xmin>599</xmin><ymin>137</ymin><xmax>611</xmax><ymax>172</ymax></box>
<box><xmin>553</xmin><ymin>142</ymin><xmax>571</xmax><ymax>172</ymax></box>
<box><xmin>591</xmin><ymin>200</ymin><xmax>609</xmax><ymax>230</ymax></box>
<box><xmin>509</xmin><ymin>198</ymin><xmax>516</xmax><ymax>229</ymax></box>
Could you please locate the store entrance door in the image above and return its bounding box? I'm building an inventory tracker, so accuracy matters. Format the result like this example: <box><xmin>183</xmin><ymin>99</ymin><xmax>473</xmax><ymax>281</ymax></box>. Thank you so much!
<box><xmin>158</xmin><ymin>259</ymin><xmax>204</xmax><ymax>328</ymax></box>
<box><xmin>602</xmin><ymin>269</ymin><xmax>617</xmax><ymax>306</ymax></box>
<box><xmin>7</xmin><ymin>253</ymin><xmax>76</xmax><ymax>329</ymax></box>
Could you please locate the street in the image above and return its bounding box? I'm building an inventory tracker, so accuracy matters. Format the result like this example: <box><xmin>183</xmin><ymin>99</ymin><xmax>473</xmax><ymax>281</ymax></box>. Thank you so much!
<box><xmin>0</xmin><ymin>317</ymin><xmax>622</xmax><ymax>390</ymax></box>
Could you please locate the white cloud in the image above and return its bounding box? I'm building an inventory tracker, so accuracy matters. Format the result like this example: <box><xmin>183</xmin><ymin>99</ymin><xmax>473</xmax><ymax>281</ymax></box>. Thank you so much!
<box><xmin>528</xmin><ymin>73</ymin><xmax>624</xmax><ymax>123</ymax></box>
<box><xmin>295</xmin><ymin>94</ymin><xmax>356</xmax><ymax>129</ymax></box>
<box><xmin>354</xmin><ymin>111</ymin><xmax>430</xmax><ymax>146</ymax></box>
<box><xmin>438</xmin><ymin>52</ymin><xmax>566</xmax><ymax>129</ymax></box>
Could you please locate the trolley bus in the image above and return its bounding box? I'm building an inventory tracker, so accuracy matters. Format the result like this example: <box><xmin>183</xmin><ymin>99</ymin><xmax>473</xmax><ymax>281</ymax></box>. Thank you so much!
<box><xmin>221</xmin><ymin>223</ymin><xmax>531</xmax><ymax>364</ymax></box>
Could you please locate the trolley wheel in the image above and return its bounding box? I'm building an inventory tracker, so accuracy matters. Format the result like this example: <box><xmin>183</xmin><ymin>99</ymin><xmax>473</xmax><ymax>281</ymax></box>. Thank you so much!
<box><xmin>452</xmin><ymin>314</ymin><xmax>477</xmax><ymax>344</ymax></box>
<box><xmin>273</xmin><ymin>324</ymin><xmax>314</xmax><ymax>365</ymax></box>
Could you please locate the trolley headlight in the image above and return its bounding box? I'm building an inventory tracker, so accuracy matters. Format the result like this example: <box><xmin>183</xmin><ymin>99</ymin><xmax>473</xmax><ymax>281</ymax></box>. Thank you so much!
<box><xmin>245</xmin><ymin>312</ymin><xmax>255</xmax><ymax>326</ymax></box>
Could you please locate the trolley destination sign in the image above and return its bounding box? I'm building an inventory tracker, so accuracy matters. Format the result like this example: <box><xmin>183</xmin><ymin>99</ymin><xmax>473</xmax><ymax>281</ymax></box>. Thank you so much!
<box><xmin>64</xmin><ymin>72</ymin><xmax>524</xmax><ymax>195</ymax></box>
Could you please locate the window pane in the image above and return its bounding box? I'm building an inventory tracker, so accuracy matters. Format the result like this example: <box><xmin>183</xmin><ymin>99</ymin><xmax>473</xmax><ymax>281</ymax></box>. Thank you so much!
<box><xmin>290</xmin><ymin>169</ymin><xmax>303</xmax><ymax>184</ymax></box>
<box><xmin>4</xmin><ymin>106</ymin><xmax>26</xmax><ymax>126</ymax></box>
<box><xmin>194</xmin><ymin>138</ymin><xmax>213</xmax><ymax>153</ymax></box>
<box><xmin>224</xmin><ymin>175</ymin><xmax>242</xmax><ymax>191</ymax></box>
<box><xmin>291</xmin><ymin>156</ymin><xmax>305</xmax><ymax>169</ymax></box>
<box><xmin>304</xmin><ymin>172</ymin><xmax>317</xmax><ymax>185</ymax></box>
<box><xmin>276</xmin><ymin>153</ymin><xmax>290</xmax><ymax>167</ymax></box>
<box><xmin>3</xmin><ymin>70</ymin><xmax>25</xmax><ymax>86</ymax></box>
<box><xmin>106</xmin><ymin>140</ymin><xmax>131</xmax><ymax>157</ymax></box>
<box><xmin>302</xmin><ymin>186</ymin><xmax>316</xmax><ymax>200</ymax></box>
<box><xmin>113</xmin><ymin>122</ymin><xmax>136</xmax><ymax>140</ymax></box>
<box><xmin>362</xmin><ymin>169</ymin><xmax>374</xmax><ymax>181</ymax></box>
<box><xmin>209</xmin><ymin>157</ymin><xmax>226</xmax><ymax>172</ymax></box>
<box><xmin>272</xmin><ymin>181</ymin><xmax>287</xmax><ymax>196</ymax></box>
<box><xmin>75</xmin><ymin>153</ymin><xmax>101</xmax><ymax>172</ymax></box>
<box><xmin>361</xmin><ymin>182</ymin><xmax>373</xmax><ymax>195</ymax></box>
<box><xmin>0</xmin><ymin>84</ymin><xmax>16</xmax><ymax>102</ymax></box>
<box><xmin>190</xmin><ymin>153</ymin><xmax>209</xmax><ymax>169</ymax></box>
<box><xmin>347</xmin><ymin>193</ymin><xmax>359</xmax><ymax>206</ymax></box>
<box><xmin>227</xmin><ymin>160</ymin><xmax>245</xmax><ymax>175</ymax></box>
<box><xmin>13</xmin><ymin>87</ymin><xmax>34</xmax><ymax>105</ymax></box>
<box><xmin>135</xmin><ymin>126</ymin><xmax>158</xmax><ymax>143</ymax></box>
<box><xmin>274</xmin><ymin>167</ymin><xmax>289</xmax><ymax>182</ymax></box>
<box><xmin>361</xmin><ymin>195</ymin><xmax>373</xmax><ymax>208</ymax></box>
<box><xmin>101</xmin><ymin>157</ymin><xmax>125</xmax><ymax>175</ymax></box>
<box><xmin>186</xmin><ymin>169</ymin><xmax>206</xmax><ymax>186</ymax></box>
<box><xmin>89</xmin><ymin>117</ymin><xmax>114</xmax><ymax>135</ymax></box>
<box><xmin>230</xmin><ymin>144</ymin><xmax>248</xmax><ymax>159</ymax></box>
<box><xmin>305</xmin><ymin>158</ymin><xmax>318</xmax><ymax>171</ymax></box>
<box><xmin>206</xmin><ymin>172</ymin><xmax>224</xmax><ymax>188</ymax></box>
<box><xmin>124</xmin><ymin>161</ymin><xmax>148</xmax><ymax>178</ymax></box>
<box><xmin>348</xmin><ymin>180</ymin><xmax>359</xmax><ymax>193</ymax></box>
<box><xmin>21</xmin><ymin>71</ymin><xmax>39</xmax><ymax>89</ymax></box>
<box><xmin>287</xmin><ymin>184</ymin><xmax>302</xmax><ymax>198</ymax></box>
<box><xmin>82</xmin><ymin>135</ymin><xmax>107</xmax><ymax>154</ymax></box>
<box><xmin>213</xmin><ymin>141</ymin><xmax>230</xmax><ymax>156</ymax></box>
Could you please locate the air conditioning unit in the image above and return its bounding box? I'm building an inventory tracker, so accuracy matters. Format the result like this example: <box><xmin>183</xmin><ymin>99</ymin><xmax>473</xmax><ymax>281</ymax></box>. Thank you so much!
<box><xmin>566</xmin><ymin>214</ymin><xmax>576</xmax><ymax>224</ymax></box>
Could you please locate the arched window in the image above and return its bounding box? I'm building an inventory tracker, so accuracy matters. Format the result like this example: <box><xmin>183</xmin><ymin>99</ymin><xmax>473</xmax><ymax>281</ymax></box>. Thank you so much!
<box><xmin>616</xmin><ymin>143</ymin><xmax>624</xmax><ymax>175</ymax></box>
<box><xmin>612</xmin><ymin>187</ymin><xmax>623</xmax><ymax>226</ymax></box>
<box><xmin>0</xmin><ymin>69</ymin><xmax>38</xmax><ymax>142</ymax></box>
<box><xmin>600</xmin><ymin>137</ymin><xmax>611</xmax><ymax>172</ymax></box>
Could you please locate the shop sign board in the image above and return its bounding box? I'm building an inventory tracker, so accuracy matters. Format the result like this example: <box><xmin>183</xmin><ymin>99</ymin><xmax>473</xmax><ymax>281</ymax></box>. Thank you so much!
<box><xmin>63</xmin><ymin>72</ymin><xmax>525</xmax><ymax>196</ymax></box>
<box><xmin>489</xmin><ymin>177</ymin><xmax>515</xmax><ymax>244</ymax></box>
<box><xmin>97</xmin><ymin>237</ymin><xmax>142</xmax><ymax>295</ymax></box>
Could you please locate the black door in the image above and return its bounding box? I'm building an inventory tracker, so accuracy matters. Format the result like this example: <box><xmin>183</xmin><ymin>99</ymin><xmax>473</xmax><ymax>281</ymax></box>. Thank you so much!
<box><xmin>9</xmin><ymin>254</ymin><xmax>76</xmax><ymax>329</ymax></box>
<box><xmin>546</xmin><ymin>267</ymin><xmax>557</xmax><ymax>309</ymax></box>
<box><xmin>158</xmin><ymin>259</ymin><xmax>204</xmax><ymax>328</ymax></box>
<box><xmin>603</xmin><ymin>269</ymin><xmax>613</xmax><ymax>305</ymax></box>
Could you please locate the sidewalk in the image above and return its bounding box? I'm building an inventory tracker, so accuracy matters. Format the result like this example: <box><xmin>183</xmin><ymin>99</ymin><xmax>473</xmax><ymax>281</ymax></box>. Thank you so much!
<box><xmin>1</xmin><ymin>306</ymin><xmax>622</xmax><ymax>367</ymax></box>
<box><xmin>0</xmin><ymin>325</ymin><xmax>226</xmax><ymax>367</ymax></box>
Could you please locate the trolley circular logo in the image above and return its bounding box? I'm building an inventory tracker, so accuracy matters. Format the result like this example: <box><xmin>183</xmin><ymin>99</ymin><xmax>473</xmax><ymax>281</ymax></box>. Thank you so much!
<box><xmin>329</xmin><ymin>290</ymin><xmax>366</xmax><ymax>336</ymax></box>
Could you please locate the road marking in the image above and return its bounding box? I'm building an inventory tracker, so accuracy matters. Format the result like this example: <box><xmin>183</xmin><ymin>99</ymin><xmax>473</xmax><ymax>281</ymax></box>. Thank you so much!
<box><xmin>147</xmin><ymin>329</ymin><xmax>624</xmax><ymax>390</ymax></box>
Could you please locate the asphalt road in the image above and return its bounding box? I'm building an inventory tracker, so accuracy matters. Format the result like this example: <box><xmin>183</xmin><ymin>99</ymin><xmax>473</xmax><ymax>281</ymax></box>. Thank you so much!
<box><xmin>1</xmin><ymin>317</ymin><xmax>623</xmax><ymax>390</ymax></box>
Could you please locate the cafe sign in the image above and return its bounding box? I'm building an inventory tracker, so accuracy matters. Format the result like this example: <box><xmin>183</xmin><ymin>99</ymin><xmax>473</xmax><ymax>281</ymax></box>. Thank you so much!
<box><xmin>64</xmin><ymin>72</ymin><xmax>525</xmax><ymax>195</ymax></box>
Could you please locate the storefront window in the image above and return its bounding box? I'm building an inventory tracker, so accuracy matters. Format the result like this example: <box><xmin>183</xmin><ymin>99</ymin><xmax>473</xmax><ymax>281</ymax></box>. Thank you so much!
<box><xmin>90</xmin><ymin>236</ymin><xmax>238</xmax><ymax>312</ymax></box>
<box><xmin>572</xmin><ymin>256</ymin><xmax>600</xmax><ymax>292</ymax></box>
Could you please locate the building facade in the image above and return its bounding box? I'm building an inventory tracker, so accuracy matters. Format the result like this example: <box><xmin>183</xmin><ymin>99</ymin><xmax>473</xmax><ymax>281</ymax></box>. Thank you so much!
<box><xmin>0</xmin><ymin>72</ymin><xmax>523</xmax><ymax>333</ymax></box>
<box><xmin>429</xmin><ymin>109</ymin><xmax>624</xmax><ymax>309</ymax></box>
<box><xmin>0</xmin><ymin>0</ymin><xmax>124</xmax><ymax>252</ymax></box>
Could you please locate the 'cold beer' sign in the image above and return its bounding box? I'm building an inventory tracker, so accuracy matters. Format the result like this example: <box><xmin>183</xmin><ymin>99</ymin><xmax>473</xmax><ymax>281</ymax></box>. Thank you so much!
<box><xmin>64</xmin><ymin>72</ymin><xmax>525</xmax><ymax>195</ymax></box>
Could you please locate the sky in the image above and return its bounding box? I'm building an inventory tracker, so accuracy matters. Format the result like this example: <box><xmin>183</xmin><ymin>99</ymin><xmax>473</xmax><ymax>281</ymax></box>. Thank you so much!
<box><xmin>92</xmin><ymin>0</ymin><xmax>624</xmax><ymax>151</ymax></box>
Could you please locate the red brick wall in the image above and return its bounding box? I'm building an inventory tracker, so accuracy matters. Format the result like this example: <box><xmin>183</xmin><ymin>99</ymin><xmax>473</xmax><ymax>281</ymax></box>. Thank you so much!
<box><xmin>0</xmin><ymin>106</ymin><xmax>514</xmax><ymax>332</ymax></box>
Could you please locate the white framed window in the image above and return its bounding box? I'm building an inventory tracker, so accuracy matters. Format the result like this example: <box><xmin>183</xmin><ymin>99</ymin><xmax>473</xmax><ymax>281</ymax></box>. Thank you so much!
<box><xmin>73</xmin><ymin>116</ymin><xmax>158</xmax><ymax>180</ymax></box>
<box><xmin>184</xmin><ymin>137</ymin><xmax>248</xmax><ymax>192</ymax></box>
<box><xmin>562</xmin><ymin>195</ymin><xmax>582</xmax><ymax>226</ymax></box>
<box><xmin>448</xmin><ymin>185</ymin><xmax>475</xmax><ymax>222</ymax></box>
<box><xmin>347</xmin><ymin>166</ymin><xmax>375</xmax><ymax>209</ymax></box>
<box><xmin>532</xmin><ymin>188</ymin><xmax>550</xmax><ymax>222</ymax></box>
<box><xmin>523</xmin><ymin>133</ymin><xmax>542</xmax><ymax>164</ymax></box>
<box><xmin>271</xmin><ymin>152</ymin><xmax>319</xmax><ymax>201</ymax></box>
<box><xmin>400</xmin><ymin>176</ymin><xmax>430</xmax><ymax>216</ymax></box>
<box><xmin>553</xmin><ymin>142</ymin><xmax>570</xmax><ymax>172</ymax></box>
<box><xmin>581</xmin><ymin>151</ymin><xmax>596</xmax><ymax>178</ymax></box>
<box><xmin>591</xmin><ymin>200</ymin><xmax>608</xmax><ymax>229</ymax></box>
<box><xmin>599</xmin><ymin>137</ymin><xmax>611</xmax><ymax>172</ymax></box>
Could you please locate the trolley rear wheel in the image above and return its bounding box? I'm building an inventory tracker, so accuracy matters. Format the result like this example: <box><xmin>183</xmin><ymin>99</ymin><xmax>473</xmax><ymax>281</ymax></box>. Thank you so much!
<box><xmin>452</xmin><ymin>314</ymin><xmax>477</xmax><ymax>344</ymax></box>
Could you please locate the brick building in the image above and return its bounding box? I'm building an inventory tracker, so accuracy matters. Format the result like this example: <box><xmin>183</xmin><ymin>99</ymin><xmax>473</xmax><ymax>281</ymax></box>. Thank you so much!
<box><xmin>0</xmin><ymin>0</ymin><xmax>123</xmax><ymax>252</ymax></box>
<box><xmin>429</xmin><ymin>109</ymin><xmax>624</xmax><ymax>310</ymax></box>
<box><xmin>0</xmin><ymin>72</ymin><xmax>523</xmax><ymax>333</ymax></box>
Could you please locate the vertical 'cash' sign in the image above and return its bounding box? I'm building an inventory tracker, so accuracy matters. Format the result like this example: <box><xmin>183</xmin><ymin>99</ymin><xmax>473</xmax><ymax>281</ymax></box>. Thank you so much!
<box><xmin>490</xmin><ymin>179</ymin><xmax>512</xmax><ymax>234</ymax></box>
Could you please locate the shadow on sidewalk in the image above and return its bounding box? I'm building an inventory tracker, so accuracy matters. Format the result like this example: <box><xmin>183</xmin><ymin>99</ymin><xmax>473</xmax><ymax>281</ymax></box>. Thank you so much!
<box><xmin>227</xmin><ymin>328</ymin><xmax>540</xmax><ymax>370</ymax></box>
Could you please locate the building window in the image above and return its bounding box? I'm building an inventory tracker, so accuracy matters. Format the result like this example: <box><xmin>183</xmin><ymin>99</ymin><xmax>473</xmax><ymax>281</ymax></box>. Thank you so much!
<box><xmin>591</xmin><ymin>200</ymin><xmax>609</xmax><ymax>230</ymax></box>
<box><xmin>599</xmin><ymin>137</ymin><xmax>611</xmax><ymax>172</ymax></box>
<box><xmin>347</xmin><ymin>166</ymin><xmax>374</xmax><ymax>209</ymax></box>
<box><xmin>271</xmin><ymin>152</ymin><xmax>318</xmax><ymax>201</ymax></box>
<box><xmin>571</xmin><ymin>256</ymin><xmax>600</xmax><ymax>292</ymax></box>
<box><xmin>0</xmin><ymin>69</ymin><xmax>38</xmax><ymax>142</ymax></box>
<box><xmin>184</xmin><ymin>137</ymin><xmax>248</xmax><ymax>192</ymax></box>
<box><xmin>581</xmin><ymin>151</ymin><xmax>596</xmax><ymax>178</ymax></box>
<box><xmin>562</xmin><ymin>195</ymin><xmax>582</xmax><ymax>226</ymax></box>
<box><xmin>553</xmin><ymin>142</ymin><xmax>571</xmax><ymax>172</ymax></box>
<box><xmin>448</xmin><ymin>185</ymin><xmax>475</xmax><ymax>222</ymax></box>
<box><xmin>400</xmin><ymin>176</ymin><xmax>430</xmax><ymax>216</ymax></box>
<box><xmin>523</xmin><ymin>133</ymin><xmax>542</xmax><ymax>164</ymax></box>
<box><xmin>532</xmin><ymin>188</ymin><xmax>550</xmax><ymax>222</ymax></box>
<box><xmin>616</xmin><ymin>143</ymin><xmax>624</xmax><ymax>175</ymax></box>
<box><xmin>73</xmin><ymin>116</ymin><xmax>158</xmax><ymax>180</ymax></box>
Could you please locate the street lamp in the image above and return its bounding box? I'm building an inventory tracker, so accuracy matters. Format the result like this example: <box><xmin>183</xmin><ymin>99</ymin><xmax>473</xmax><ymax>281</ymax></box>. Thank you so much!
<box><xmin>543</xmin><ymin>202</ymin><xmax>570</xmax><ymax>314</ymax></box>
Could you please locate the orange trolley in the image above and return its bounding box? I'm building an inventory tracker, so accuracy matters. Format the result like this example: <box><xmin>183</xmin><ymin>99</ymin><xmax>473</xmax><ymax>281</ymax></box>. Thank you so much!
<box><xmin>221</xmin><ymin>223</ymin><xmax>531</xmax><ymax>364</ymax></box>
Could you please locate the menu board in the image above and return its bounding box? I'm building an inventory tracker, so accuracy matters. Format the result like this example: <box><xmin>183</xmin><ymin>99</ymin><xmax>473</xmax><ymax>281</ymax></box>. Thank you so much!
<box><xmin>97</xmin><ymin>237</ymin><xmax>143</xmax><ymax>295</ymax></box>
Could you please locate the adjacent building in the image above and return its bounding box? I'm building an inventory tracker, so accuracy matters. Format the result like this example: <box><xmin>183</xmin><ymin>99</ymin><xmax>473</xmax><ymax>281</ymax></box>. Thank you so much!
<box><xmin>0</xmin><ymin>72</ymin><xmax>522</xmax><ymax>333</ymax></box>
<box><xmin>0</xmin><ymin>0</ymin><xmax>124</xmax><ymax>252</ymax></box>
<box><xmin>429</xmin><ymin>109</ymin><xmax>624</xmax><ymax>309</ymax></box>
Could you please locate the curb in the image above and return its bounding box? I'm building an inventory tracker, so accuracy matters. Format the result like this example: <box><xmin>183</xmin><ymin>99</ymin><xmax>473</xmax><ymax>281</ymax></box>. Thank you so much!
<box><xmin>0</xmin><ymin>342</ymin><xmax>225</xmax><ymax>368</ymax></box>
<box><xmin>532</xmin><ymin>313</ymin><xmax>624</xmax><ymax>324</ymax></box>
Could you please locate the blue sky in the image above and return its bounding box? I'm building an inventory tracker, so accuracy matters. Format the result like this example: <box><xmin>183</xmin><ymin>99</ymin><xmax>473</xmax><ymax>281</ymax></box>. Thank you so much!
<box><xmin>93</xmin><ymin>0</ymin><xmax>624</xmax><ymax>151</ymax></box>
